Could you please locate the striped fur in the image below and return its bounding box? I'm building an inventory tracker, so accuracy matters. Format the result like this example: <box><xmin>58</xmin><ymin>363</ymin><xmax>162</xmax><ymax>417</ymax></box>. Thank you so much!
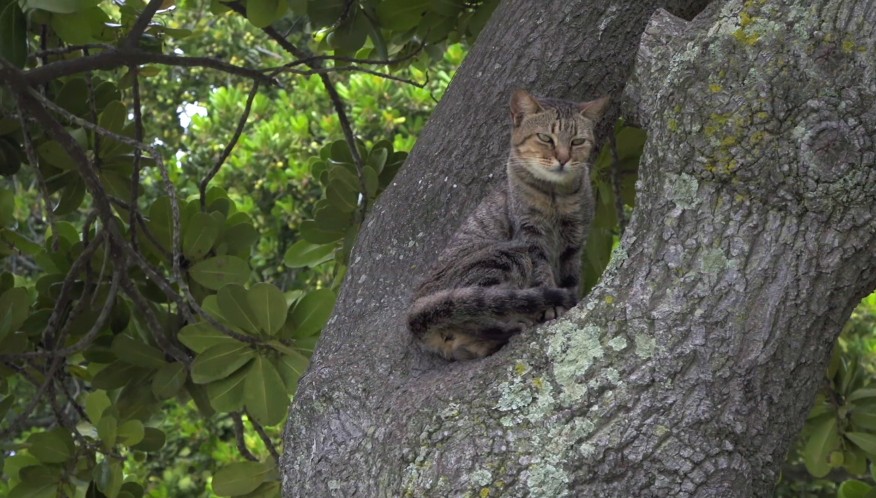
<box><xmin>408</xmin><ymin>90</ymin><xmax>609</xmax><ymax>361</ymax></box>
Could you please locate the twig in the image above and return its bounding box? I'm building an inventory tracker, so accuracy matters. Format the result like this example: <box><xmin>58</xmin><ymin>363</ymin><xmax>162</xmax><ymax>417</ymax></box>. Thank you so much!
<box><xmin>273</xmin><ymin>64</ymin><xmax>425</xmax><ymax>87</ymax></box>
<box><xmin>14</xmin><ymin>102</ymin><xmax>58</xmax><ymax>250</ymax></box>
<box><xmin>131</xmin><ymin>65</ymin><xmax>143</xmax><ymax>251</ymax></box>
<box><xmin>224</xmin><ymin>6</ymin><xmax>370</xmax><ymax>214</ymax></box>
<box><xmin>321</xmin><ymin>72</ymin><xmax>369</xmax><ymax>213</ymax></box>
<box><xmin>23</xmin><ymin>49</ymin><xmax>278</xmax><ymax>87</ymax></box>
<box><xmin>199</xmin><ymin>81</ymin><xmax>260</xmax><ymax>209</ymax></box>
<box><xmin>120</xmin><ymin>276</ymin><xmax>191</xmax><ymax>365</ymax></box>
<box><xmin>30</xmin><ymin>44</ymin><xmax>114</xmax><ymax>59</ymax></box>
<box><xmin>246</xmin><ymin>411</ymin><xmax>280</xmax><ymax>463</ymax></box>
<box><xmin>231</xmin><ymin>412</ymin><xmax>259</xmax><ymax>461</ymax></box>
<box><xmin>38</xmin><ymin>231</ymin><xmax>108</xmax><ymax>349</ymax></box>
<box><xmin>125</xmin><ymin>0</ymin><xmax>168</xmax><ymax>48</ymax></box>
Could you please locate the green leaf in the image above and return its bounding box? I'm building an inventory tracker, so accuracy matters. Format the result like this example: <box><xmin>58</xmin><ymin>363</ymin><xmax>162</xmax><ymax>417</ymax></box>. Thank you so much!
<box><xmin>273</xmin><ymin>351</ymin><xmax>309</xmax><ymax>395</ymax></box>
<box><xmin>117</xmin><ymin>419</ymin><xmax>144</xmax><ymax>446</ymax></box>
<box><xmin>111</xmin><ymin>334</ymin><xmax>167</xmax><ymax>369</ymax></box>
<box><xmin>247</xmin><ymin>283</ymin><xmax>288</xmax><ymax>335</ymax></box>
<box><xmin>24</xmin><ymin>0</ymin><xmax>100</xmax><ymax>13</ymax></box>
<box><xmin>131</xmin><ymin>427</ymin><xmax>165</xmax><ymax>452</ymax></box>
<box><xmin>851</xmin><ymin>410</ymin><xmax>876</xmax><ymax>432</ymax></box>
<box><xmin>189</xmin><ymin>256</ymin><xmax>250</xmax><ymax>290</ymax></box>
<box><xmin>314</xmin><ymin>202</ymin><xmax>354</xmax><ymax>231</ymax></box>
<box><xmin>0</xmin><ymin>0</ymin><xmax>27</xmax><ymax>68</ymax></box>
<box><xmin>246</xmin><ymin>0</ymin><xmax>286</xmax><ymax>28</ymax></box>
<box><xmin>151</xmin><ymin>361</ymin><xmax>187</xmax><ymax>399</ymax></box>
<box><xmin>244</xmin><ymin>356</ymin><xmax>288</xmax><ymax>425</ymax></box>
<box><xmin>178</xmin><ymin>321</ymin><xmax>237</xmax><ymax>353</ymax></box>
<box><xmin>375</xmin><ymin>0</ymin><xmax>429</xmax><ymax>30</ymax></box>
<box><xmin>0</xmin><ymin>138</ymin><xmax>23</xmax><ymax>176</ymax></box>
<box><xmin>846</xmin><ymin>432</ymin><xmax>876</xmax><ymax>455</ymax></box>
<box><xmin>8</xmin><ymin>479</ymin><xmax>58</xmax><ymax>498</ymax></box>
<box><xmin>0</xmin><ymin>229</ymin><xmax>42</xmax><ymax>256</ymax></box>
<box><xmin>27</xmin><ymin>428</ymin><xmax>74</xmax><ymax>463</ymax></box>
<box><xmin>306</xmin><ymin>0</ymin><xmax>343</xmax><ymax>27</ymax></box>
<box><xmin>206</xmin><ymin>363</ymin><xmax>249</xmax><ymax>412</ymax></box>
<box><xmin>288</xmin><ymin>288</ymin><xmax>336</xmax><ymax>336</ymax></box>
<box><xmin>329</xmin><ymin>7</ymin><xmax>368</xmax><ymax>52</ymax></box>
<box><xmin>803</xmin><ymin>416</ymin><xmax>839</xmax><ymax>478</ymax></box>
<box><xmin>191</xmin><ymin>342</ymin><xmax>255</xmax><ymax>384</ymax></box>
<box><xmin>95</xmin><ymin>458</ymin><xmax>123</xmax><ymax>498</ymax></box>
<box><xmin>428</xmin><ymin>0</ymin><xmax>464</xmax><ymax>16</ymax></box>
<box><xmin>284</xmin><ymin>240</ymin><xmax>335</xmax><ymax>268</ymax></box>
<box><xmin>98</xmin><ymin>100</ymin><xmax>127</xmax><ymax>135</ymax></box>
<box><xmin>50</xmin><ymin>7</ymin><xmax>110</xmax><ymax>45</ymax></box>
<box><xmin>53</xmin><ymin>178</ymin><xmax>86</xmax><ymax>215</ymax></box>
<box><xmin>300</xmin><ymin>220</ymin><xmax>345</xmax><ymax>244</ymax></box>
<box><xmin>84</xmin><ymin>390</ymin><xmax>111</xmax><ymax>424</ymax></box>
<box><xmin>839</xmin><ymin>480</ymin><xmax>875</xmax><ymax>498</ymax></box>
<box><xmin>221</xmin><ymin>221</ymin><xmax>258</xmax><ymax>257</ymax></box>
<box><xmin>91</xmin><ymin>361</ymin><xmax>147</xmax><ymax>390</ymax></box>
<box><xmin>326</xmin><ymin>166</ymin><xmax>360</xmax><ymax>212</ymax></box>
<box><xmin>848</xmin><ymin>388</ymin><xmax>876</xmax><ymax>402</ymax></box>
<box><xmin>0</xmin><ymin>287</ymin><xmax>30</xmax><ymax>338</ymax></box>
<box><xmin>216</xmin><ymin>283</ymin><xmax>260</xmax><ymax>334</ymax></box>
<box><xmin>97</xmin><ymin>414</ymin><xmax>118</xmax><ymax>448</ymax></box>
<box><xmin>211</xmin><ymin>461</ymin><xmax>273</xmax><ymax>496</ymax></box>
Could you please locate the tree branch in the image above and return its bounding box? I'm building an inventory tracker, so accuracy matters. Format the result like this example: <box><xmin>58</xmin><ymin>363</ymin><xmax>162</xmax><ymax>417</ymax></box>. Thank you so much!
<box><xmin>22</xmin><ymin>49</ymin><xmax>278</xmax><ymax>87</ymax></box>
<box><xmin>199</xmin><ymin>81</ymin><xmax>260</xmax><ymax>209</ymax></box>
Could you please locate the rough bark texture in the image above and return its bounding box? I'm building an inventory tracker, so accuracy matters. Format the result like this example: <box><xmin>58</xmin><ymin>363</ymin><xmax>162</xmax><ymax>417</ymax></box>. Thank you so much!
<box><xmin>281</xmin><ymin>0</ymin><xmax>876</xmax><ymax>496</ymax></box>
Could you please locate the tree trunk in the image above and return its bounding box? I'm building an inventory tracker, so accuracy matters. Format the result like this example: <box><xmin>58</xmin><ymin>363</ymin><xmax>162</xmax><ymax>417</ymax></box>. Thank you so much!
<box><xmin>281</xmin><ymin>0</ymin><xmax>876</xmax><ymax>496</ymax></box>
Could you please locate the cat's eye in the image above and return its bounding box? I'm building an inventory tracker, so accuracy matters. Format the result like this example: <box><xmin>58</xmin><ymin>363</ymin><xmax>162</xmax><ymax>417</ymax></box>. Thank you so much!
<box><xmin>536</xmin><ymin>133</ymin><xmax>553</xmax><ymax>144</ymax></box>
<box><xmin>571</xmin><ymin>138</ymin><xmax>589</xmax><ymax>147</ymax></box>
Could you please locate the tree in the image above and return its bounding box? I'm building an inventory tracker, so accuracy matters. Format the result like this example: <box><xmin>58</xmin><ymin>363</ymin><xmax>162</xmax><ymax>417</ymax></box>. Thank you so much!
<box><xmin>281</xmin><ymin>0</ymin><xmax>876</xmax><ymax>496</ymax></box>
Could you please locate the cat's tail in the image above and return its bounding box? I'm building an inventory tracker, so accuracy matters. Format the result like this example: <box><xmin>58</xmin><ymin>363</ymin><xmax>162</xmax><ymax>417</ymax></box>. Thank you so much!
<box><xmin>407</xmin><ymin>286</ymin><xmax>576</xmax><ymax>360</ymax></box>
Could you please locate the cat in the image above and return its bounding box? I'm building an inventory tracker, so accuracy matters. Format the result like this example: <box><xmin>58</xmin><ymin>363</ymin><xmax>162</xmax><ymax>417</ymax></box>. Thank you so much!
<box><xmin>407</xmin><ymin>89</ymin><xmax>609</xmax><ymax>361</ymax></box>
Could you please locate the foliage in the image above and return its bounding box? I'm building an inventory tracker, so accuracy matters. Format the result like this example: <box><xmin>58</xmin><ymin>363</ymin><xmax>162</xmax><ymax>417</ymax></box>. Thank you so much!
<box><xmin>776</xmin><ymin>292</ymin><xmax>876</xmax><ymax>497</ymax></box>
<box><xmin>0</xmin><ymin>0</ymin><xmax>493</xmax><ymax>496</ymax></box>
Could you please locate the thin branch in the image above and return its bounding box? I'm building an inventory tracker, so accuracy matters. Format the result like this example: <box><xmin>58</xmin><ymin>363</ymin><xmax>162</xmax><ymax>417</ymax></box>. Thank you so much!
<box><xmin>23</xmin><ymin>49</ymin><xmax>278</xmax><ymax>87</ymax></box>
<box><xmin>125</xmin><ymin>0</ymin><xmax>167</xmax><ymax>48</ymax></box>
<box><xmin>15</xmin><ymin>102</ymin><xmax>58</xmax><ymax>250</ymax></box>
<box><xmin>223</xmin><ymin>6</ymin><xmax>370</xmax><ymax>214</ymax></box>
<box><xmin>30</xmin><ymin>43</ymin><xmax>113</xmax><ymax>59</ymax></box>
<box><xmin>120</xmin><ymin>276</ymin><xmax>191</xmax><ymax>365</ymax></box>
<box><xmin>199</xmin><ymin>81</ymin><xmax>260</xmax><ymax>209</ymax></box>
<box><xmin>37</xmin><ymin>232</ymin><xmax>108</xmax><ymax>349</ymax></box>
<box><xmin>246</xmin><ymin>411</ymin><xmax>280</xmax><ymax>464</ymax></box>
<box><xmin>231</xmin><ymin>412</ymin><xmax>259</xmax><ymax>462</ymax></box>
<box><xmin>273</xmin><ymin>64</ymin><xmax>426</xmax><ymax>87</ymax></box>
<box><xmin>321</xmin><ymin>72</ymin><xmax>369</xmax><ymax>213</ymax></box>
<box><xmin>131</xmin><ymin>65</ymin><xmax>143</xmax><ymax>251</ymax></box>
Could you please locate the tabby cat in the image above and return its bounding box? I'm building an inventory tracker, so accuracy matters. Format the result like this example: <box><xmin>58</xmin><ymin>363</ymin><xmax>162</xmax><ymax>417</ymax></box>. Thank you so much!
<box><xmin>407</xmin><ymin>90</ymin><xmax>609</xmax><ymax>360</ymax></box>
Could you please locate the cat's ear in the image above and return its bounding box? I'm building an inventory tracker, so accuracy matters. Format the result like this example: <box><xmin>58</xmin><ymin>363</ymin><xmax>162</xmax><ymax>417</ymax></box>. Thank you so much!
<box><xmin>510</xmin><ymin>90</ymin><xmax>542</xmax><ymax>126</ymax></box>
<box><xmin>578</xmin><ymin>96</ymin><xmax>610</xmax><ymax>122</ymax></box>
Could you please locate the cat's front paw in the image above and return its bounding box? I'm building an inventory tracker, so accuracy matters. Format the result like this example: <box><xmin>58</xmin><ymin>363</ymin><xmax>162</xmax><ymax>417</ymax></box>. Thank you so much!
<box><xmin>541</xmin><ymin>305</ymin><xmax>570</xmax><ymax>321</ymax></box>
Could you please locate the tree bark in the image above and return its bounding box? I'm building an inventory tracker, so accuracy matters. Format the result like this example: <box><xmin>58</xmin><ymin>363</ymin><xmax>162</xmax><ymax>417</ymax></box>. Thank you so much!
<box><xmin>281</xmin><ymin>0</ymin><xmax>876</xmax><ymax>496</ymax></box>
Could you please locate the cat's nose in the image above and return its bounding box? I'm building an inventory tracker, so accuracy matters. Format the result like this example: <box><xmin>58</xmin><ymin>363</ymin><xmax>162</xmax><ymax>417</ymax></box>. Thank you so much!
<box><xmin>556</xmin><ymin>148</ymin><xmax>570</xmax><ymax>166</ymax></box>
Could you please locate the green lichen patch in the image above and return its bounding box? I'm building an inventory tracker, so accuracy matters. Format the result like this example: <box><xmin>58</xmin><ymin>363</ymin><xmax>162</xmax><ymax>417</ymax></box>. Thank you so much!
<box><xmin>607</xmin><ymin>336</ymin><xmax>628</xmax><ymax>351</ymax></box>
<box><xmin>524</xmin><ymin>459</ymin><xmax>570</xmax><ymax>497</ymax></box>
<box><xmin>548</xmin><ymin>323</ymin><xmax>604</xmax><ymax>404</ymax></box>
<box><xmin>665</xmin><ymin>173</ymin><xmax>700</xmax><ymax>209</ymax></box>
<box><xmin>697</xmin><ymin>247</ymin><xmax>734</xmax><ymax>274</ymax></box>
<box><xmin>469</xmin><ymin>468</ymin><xmax>493</xmax><ymax>488</ymax></box>
<box><xmin>634</xmin><ymin>333</ymin><xmax>656</xmax><ymax>359</ymax></box>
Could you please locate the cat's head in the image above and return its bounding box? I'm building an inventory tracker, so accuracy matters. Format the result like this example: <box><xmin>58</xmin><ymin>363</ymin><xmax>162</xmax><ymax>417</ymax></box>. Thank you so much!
<box><xmin>508</xmin><ymin>90</ymin><xmax>609</xmax><ymax>185</ymax></box>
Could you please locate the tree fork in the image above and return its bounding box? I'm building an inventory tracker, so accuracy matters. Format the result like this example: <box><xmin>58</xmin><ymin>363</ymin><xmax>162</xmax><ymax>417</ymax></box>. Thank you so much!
<box><xmin>282</xmin><ymin>0</ymin><xmax>875</xmax><ymax>496</ymax></box>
